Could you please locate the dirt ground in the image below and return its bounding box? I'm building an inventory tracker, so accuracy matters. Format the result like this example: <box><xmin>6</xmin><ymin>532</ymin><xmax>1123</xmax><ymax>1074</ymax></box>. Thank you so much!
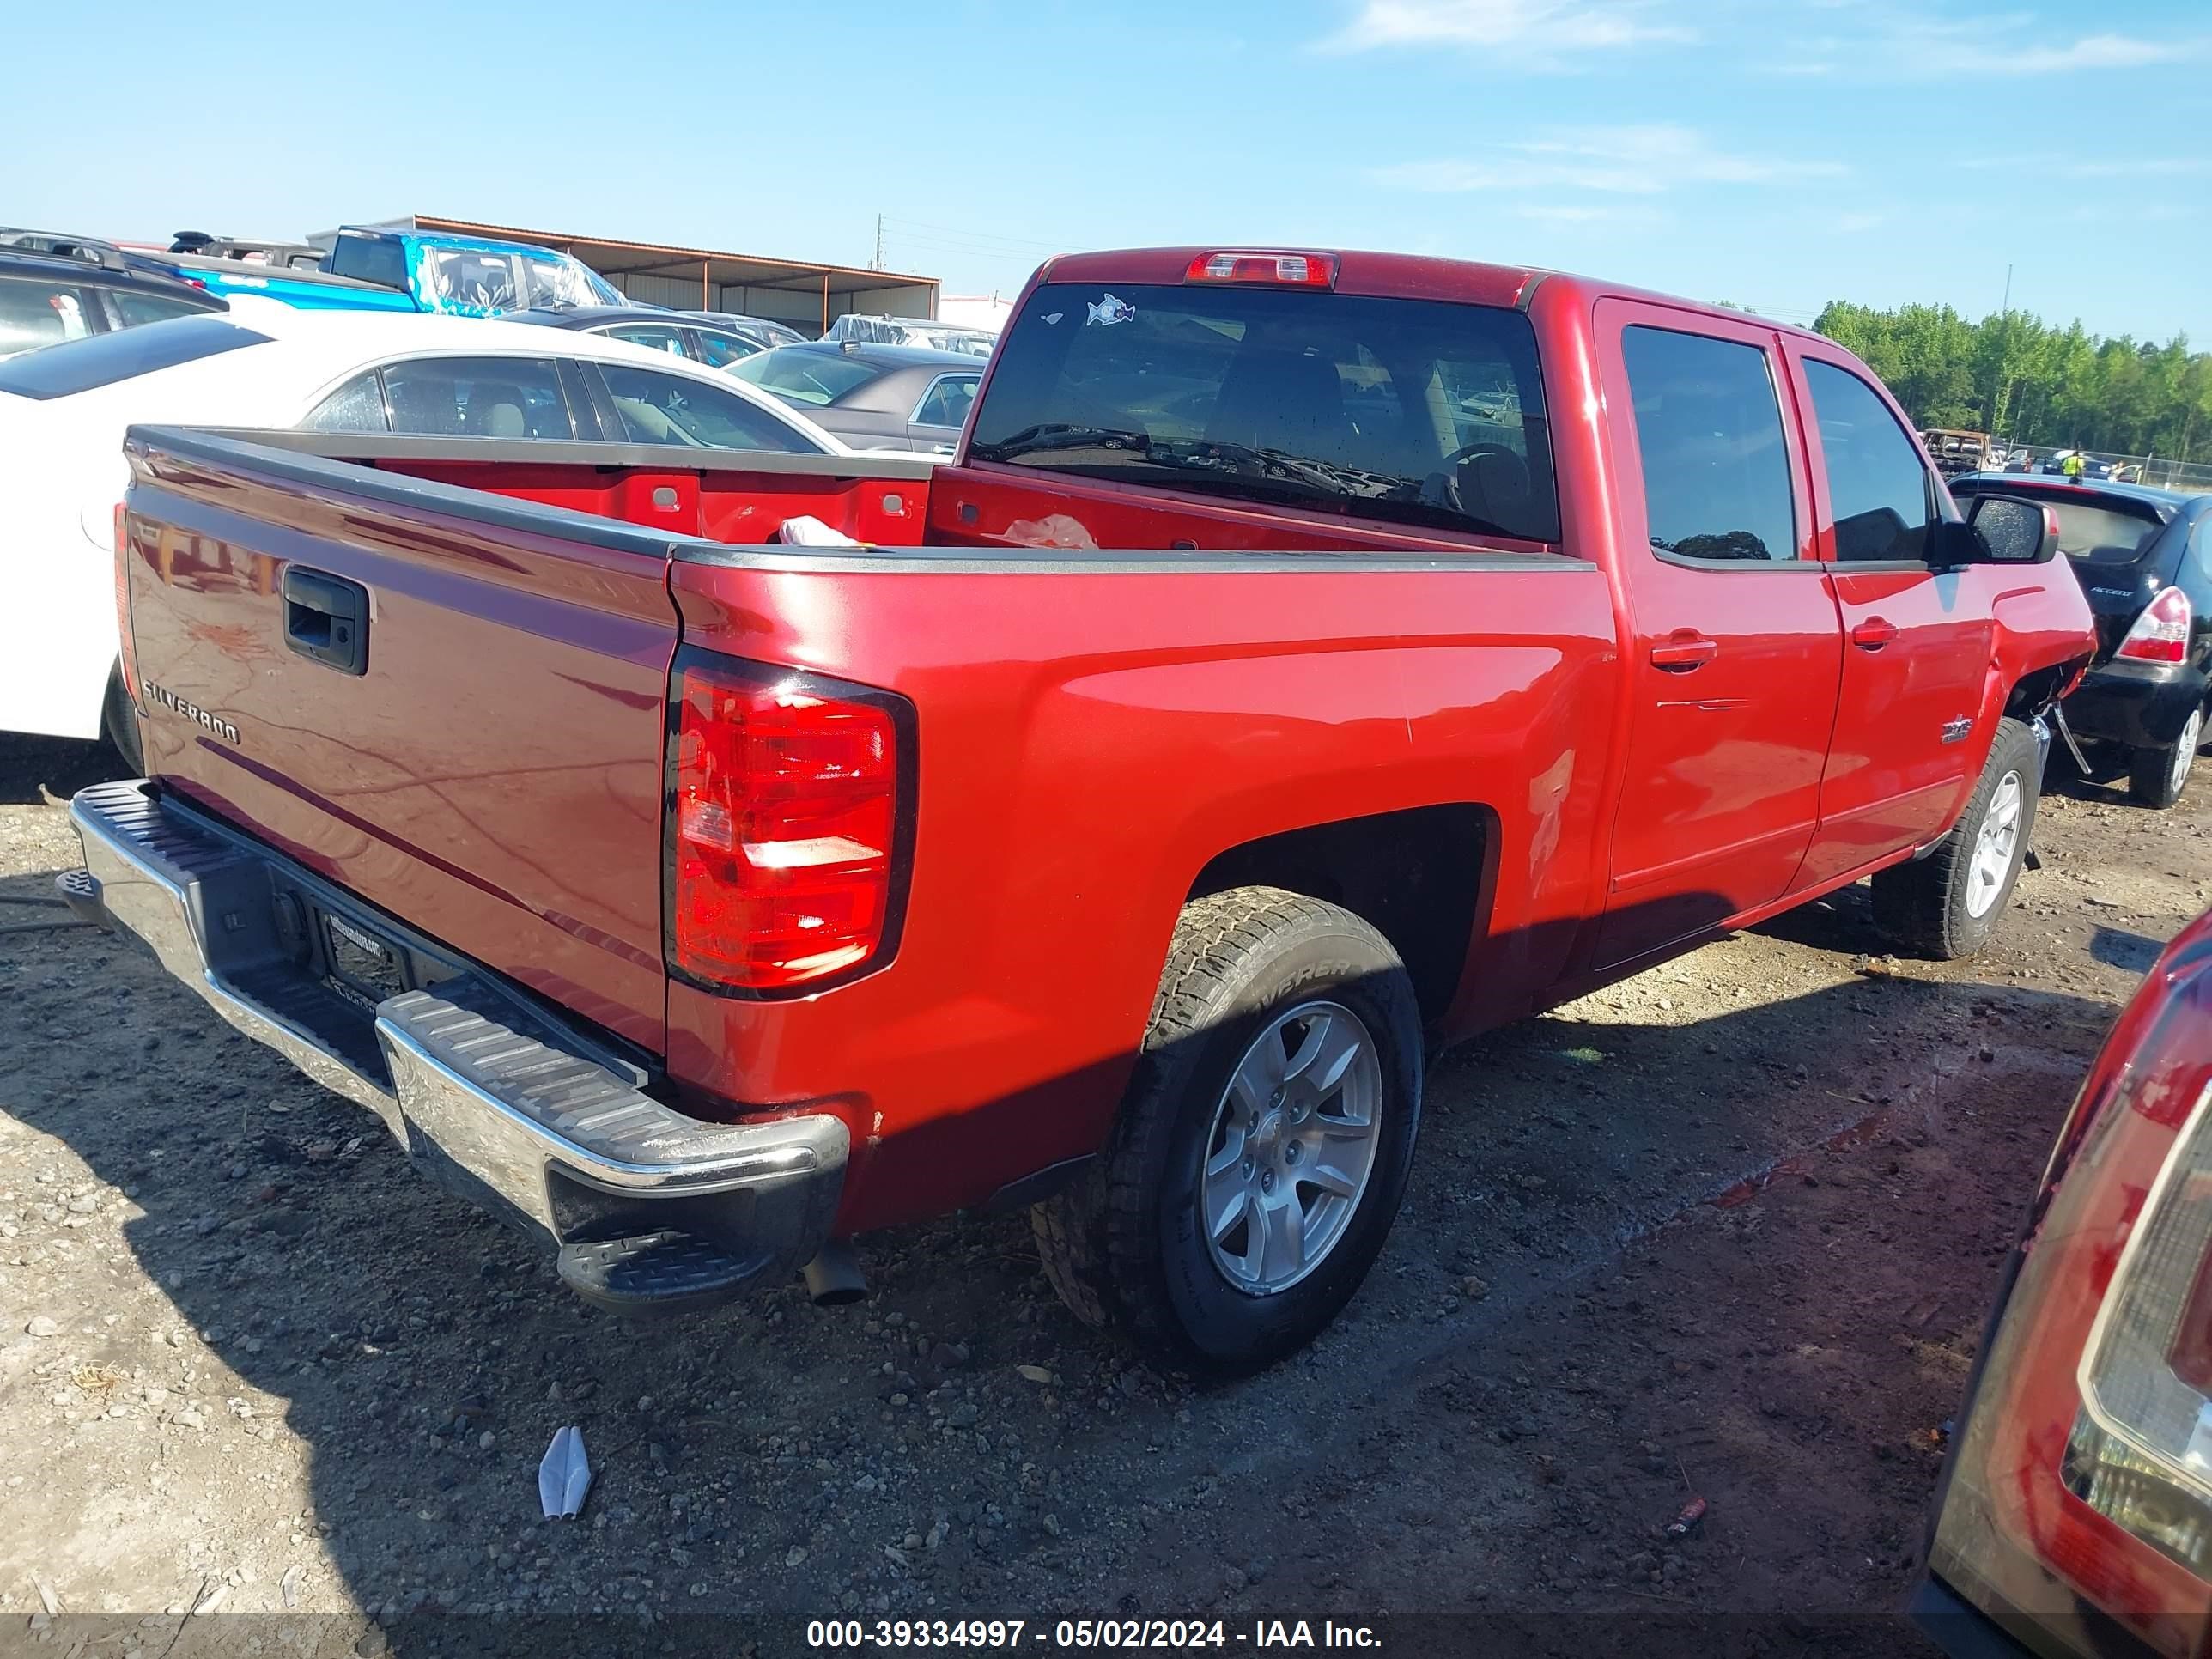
<box><xmin>2</xmin><ymin>732</ymin><xmax>2207</xmax><ymax>1657</ymax></box>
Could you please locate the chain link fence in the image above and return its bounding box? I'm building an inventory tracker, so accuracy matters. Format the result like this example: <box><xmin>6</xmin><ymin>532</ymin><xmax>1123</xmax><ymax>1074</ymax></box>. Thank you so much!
<box><xmin>1996</xmin><ymin>444</ymin><xmax>2212</xmax><ymax>493</ymax></box>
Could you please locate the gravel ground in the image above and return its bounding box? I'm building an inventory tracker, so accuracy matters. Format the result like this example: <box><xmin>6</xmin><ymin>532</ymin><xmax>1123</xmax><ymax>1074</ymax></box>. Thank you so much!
<box><xmin>1</xmin><ymin>731</ymin><xmax>2207</xmax><ymax>1657</ymax></box>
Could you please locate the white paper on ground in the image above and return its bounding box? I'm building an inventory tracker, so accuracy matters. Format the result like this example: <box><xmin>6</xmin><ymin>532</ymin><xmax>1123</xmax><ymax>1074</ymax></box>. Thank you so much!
<box><xmin>538</xmin><ymin>1425</ymin><xmax>592</xmax><ymax>1518</ymax></box>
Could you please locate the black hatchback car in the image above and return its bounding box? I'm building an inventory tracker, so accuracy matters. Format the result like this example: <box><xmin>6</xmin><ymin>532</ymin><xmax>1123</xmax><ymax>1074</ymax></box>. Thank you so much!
<box><xmin>728</xmin><ymin>342</ymin><xmax>982</xmax><ymax>453</ymax></box>
<box><xmin>1952</xmin><ymin>474</ymin><xmax>2212</xmax><ymax>806</ymax></box>
<box><xmin>0</xmin><ymin>233</ymin><xmax>224</xmax><ymax>359</ymax></box>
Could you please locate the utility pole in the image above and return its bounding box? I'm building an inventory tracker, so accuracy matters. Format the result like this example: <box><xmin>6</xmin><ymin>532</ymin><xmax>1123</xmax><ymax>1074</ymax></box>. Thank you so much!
<box><xmin>872</xmin><ymin>215</ymin><xmax>884</xmax><ymax>272</ymax></box>
<box><xmin>2000</xmin><ymin>263</ymin><xmax>2013</xmax><ymax>317</ymax></box>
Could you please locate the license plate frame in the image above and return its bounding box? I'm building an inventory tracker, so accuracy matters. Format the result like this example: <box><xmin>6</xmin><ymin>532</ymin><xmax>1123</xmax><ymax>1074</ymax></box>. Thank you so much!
<box><xmin>319</xmin><ymin>908</ymin><xmax>407</xmax><ymax>1008</ymax></box>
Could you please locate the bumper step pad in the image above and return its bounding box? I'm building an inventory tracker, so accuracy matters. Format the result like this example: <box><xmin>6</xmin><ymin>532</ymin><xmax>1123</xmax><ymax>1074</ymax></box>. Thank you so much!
<box><xmin>557</xmin><ymin>1231</ymin><xmax>771</xmax><ymax>1316</ymax></box>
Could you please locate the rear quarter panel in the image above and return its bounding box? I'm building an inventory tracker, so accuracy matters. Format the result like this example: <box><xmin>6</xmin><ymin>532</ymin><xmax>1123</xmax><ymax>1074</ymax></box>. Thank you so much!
<box><xmin>667</xmin><ymin>547</ymin><xmax>1619</xmax><ymax>1231</ymax></box>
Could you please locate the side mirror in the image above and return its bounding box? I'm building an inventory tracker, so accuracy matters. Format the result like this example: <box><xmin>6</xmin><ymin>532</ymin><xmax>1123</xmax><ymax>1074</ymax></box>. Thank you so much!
<box><xmin>1935</xmin><ymin>496</ymin><xmax>2060</xmax><ymax>566</ymax></box>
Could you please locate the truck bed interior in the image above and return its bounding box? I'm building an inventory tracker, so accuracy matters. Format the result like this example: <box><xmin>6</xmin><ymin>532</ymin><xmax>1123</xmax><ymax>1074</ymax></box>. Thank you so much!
<box><xmin>175</xmin><ymin>429</ymin><xmax>1566</xmax><ymax>560</ymax></box>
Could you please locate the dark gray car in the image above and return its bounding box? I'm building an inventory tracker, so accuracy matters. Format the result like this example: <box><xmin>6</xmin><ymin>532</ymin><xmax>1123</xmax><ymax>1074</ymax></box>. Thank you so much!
<box><xmin>729</xmin><ymin>342</ymin><xmax>981</xmax><ymax>453</ymax></box>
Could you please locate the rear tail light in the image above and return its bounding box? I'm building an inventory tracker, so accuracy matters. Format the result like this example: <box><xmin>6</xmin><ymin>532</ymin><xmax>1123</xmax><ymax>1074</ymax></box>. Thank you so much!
<box><xmin>666</xmin><ymin>654</ymin><xmax>909</xmax><ymax>994</ymax></box>
<box><xmin>2070</xmin><ymin>1056</ymin><xmax>2212</xmax><ymax>1570</ymax></box>
<box><xmin>112</xmin><ymin>503</ymin><xmax>141</xmax><ymax>713</ymax></box>
<box><xmin>1926</xmin><ymin>918</ymin><xmax>2212</xmax><ymax>1649</ymax></box>
<box><xmin>1183</xmin><ymin>251</ymin><xmax>1338</xmax><ymax>289</ymax></box>
<box><xmin>2118</xmin><ymin>586</ymin><xmax>2192</xmax><ymax>665</ymax></box>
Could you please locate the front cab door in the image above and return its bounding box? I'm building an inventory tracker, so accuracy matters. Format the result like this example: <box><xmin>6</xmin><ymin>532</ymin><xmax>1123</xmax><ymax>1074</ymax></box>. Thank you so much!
<box><xmin>1784</xmin><ymin>346</ymin><xmax>1993</xmax><ymax>887</ymax></box>
<box><xmin>1592</xmin><ymin>301</ymin><xmax>1845</xmax><ymax>969</ymax></box>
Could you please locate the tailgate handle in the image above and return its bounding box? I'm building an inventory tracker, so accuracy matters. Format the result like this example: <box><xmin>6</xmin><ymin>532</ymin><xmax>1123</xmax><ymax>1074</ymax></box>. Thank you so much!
<box><xmin>283</xmin><ymin>567</ymin><xmax>368</xmax><ymax>676</ymax></box>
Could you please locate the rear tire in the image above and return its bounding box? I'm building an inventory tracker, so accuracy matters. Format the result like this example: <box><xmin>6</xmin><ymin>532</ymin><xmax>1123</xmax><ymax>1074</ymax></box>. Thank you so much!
<box><xmin>1872</xmin><ymin>717</ymin><xmax>2039</xmax><ymax>959</ymax></box>
<box><xmin>2127</xmin><ymin>705</ymin><xmax>2203</xmax><ymax>809</ymax></box>
<box><xmin>1031</xmin><ymin>886</ymin><xmax>1422</xmax><ymax>1376</ymax></box>
<box><xmin>100</xmin><ymin>665</ymin><xmax>143</xmax><ymax>775</ymax></box>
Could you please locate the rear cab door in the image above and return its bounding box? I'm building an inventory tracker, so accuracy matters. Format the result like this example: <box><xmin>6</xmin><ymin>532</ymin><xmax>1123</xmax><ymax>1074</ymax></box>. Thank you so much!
<box><xmin>1589</xmin><ymin>299</ymin><xmax>1844</xmax><ymax>969</ymax></box>
<box><xmin>1781</xmin><ymin>340</ymin><xmax>1993</xmax><ymax>886</ymax></box>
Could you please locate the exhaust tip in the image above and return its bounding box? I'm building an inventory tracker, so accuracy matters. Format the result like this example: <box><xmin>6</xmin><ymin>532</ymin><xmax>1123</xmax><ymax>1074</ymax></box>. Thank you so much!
<box><xmin>801</xmin><ymin>1240</ymin><xmax>866</xmax><ymax>1307</ymax></box>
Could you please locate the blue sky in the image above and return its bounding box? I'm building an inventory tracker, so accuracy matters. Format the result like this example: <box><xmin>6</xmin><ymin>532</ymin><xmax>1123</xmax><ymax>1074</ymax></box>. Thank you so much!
<box><xmin>10</xmin><ymin>0</ymin><xmax>2209</xmax><ymax>341</ymax></box>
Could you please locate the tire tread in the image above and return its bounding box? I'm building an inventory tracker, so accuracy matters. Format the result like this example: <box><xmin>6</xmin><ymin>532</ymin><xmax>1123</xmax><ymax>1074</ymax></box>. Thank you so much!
<box><xmin>1031</xmin><ymin>886</ymin><xmax>1417</xmax><ymax>1373</ymax></box>
<box><xmin>1871</xmin><ymin>717</ymin><xmax>2039</xmax><ymax>959</ymax></box>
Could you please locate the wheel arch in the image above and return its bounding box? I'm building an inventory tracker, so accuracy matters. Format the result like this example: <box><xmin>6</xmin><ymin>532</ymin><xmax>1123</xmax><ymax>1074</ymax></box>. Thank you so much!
<box><xmin>2003</xmin><ymin>656</ymin><xmax>2090</xmax><ymax>726</ymax></box>
<box><xmin>1184</xmin><ymin>803</ymin><xmax>1497</xmax><ymax>1026</ymax></box>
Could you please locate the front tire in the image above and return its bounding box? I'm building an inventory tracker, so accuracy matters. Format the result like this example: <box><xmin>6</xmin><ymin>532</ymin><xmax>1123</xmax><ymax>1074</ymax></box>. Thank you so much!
<box><xmin>2127</xmin><ymin>704</ymin><xmax>2203</xmax><ymax>809</ymax></box>
<box><xmin>1031</xmin><ymin>886</ymin><xmax>1422</xmax><ymax>1376</ymax></box>
<box><xmin>1871</xmin><ymin>716</ymin><xmax>2039</xmax><ymax>959</ymax></box>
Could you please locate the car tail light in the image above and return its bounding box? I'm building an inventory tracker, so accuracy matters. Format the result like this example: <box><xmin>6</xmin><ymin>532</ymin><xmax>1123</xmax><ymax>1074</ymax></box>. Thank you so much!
<box><xmin>1183</xmin><ymin>251</ymin><xmax>1338</xmax><ymax>288</ymax></box>
<box><xmin>2118</xmin><ymin>586</ymin><xmax>2192</xmax><ymax>665</ymax></box>
<box><xmin>1924</xmin><ymin>915</ymin><xmax>2212</xmax><ymax>1653</ymax></box>
<box><xmin>666</xmin><ymin>654</ymin><xmax>909</xmax><ymax>994</ymax></box>
<box><xmin>112</xmin><ymin>503</ymin><xmax>141</xmax><ymax>714</ymax></box>
<box><xmin>2070</xmin><ymin>1054</ymin><xmax>2212</xmax><ymax>1569</ymax></box>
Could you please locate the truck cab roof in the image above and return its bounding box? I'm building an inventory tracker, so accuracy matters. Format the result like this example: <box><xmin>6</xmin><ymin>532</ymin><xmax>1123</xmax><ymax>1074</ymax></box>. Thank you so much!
<box><xmin>1035</xmin><ymin>246</ymin><xmax>1826</xmax><ymax>342</ymax></box>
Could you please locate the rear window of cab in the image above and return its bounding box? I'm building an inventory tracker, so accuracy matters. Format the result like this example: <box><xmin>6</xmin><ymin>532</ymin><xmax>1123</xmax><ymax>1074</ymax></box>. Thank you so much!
<box><xmin>968</xmin><ymin>281</ymin><xmax>1559</xmax><ymax>544</ymax></box>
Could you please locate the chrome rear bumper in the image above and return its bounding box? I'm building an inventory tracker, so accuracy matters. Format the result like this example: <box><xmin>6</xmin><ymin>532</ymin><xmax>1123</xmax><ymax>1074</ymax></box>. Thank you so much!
<box><xmin>64</xmin><ymin>780</ymin><xmax>847</xmax><ymax>1310</ymax></box>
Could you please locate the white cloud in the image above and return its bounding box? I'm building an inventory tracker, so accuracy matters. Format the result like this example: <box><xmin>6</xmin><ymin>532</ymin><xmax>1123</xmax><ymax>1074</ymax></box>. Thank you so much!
<box><xmin>1973</xmin><ymin>31</ymin><xmax>2192</xmax><ymax>72</ymax></box>
<box><xmin>1370</xmin><ymin>125</ymin><xmax>1844</xmax><ymax>197</ymax></box>
<box><xmin>1321</xmin><ymin>0</ymin><xmax>1692</xmax><ymax>59</ymax></box>
<box><xmin>1343</xmin><ymin>0</ymin><xmax>2212</xmax><ymax>80</ymax></box>
<box><xmin>1762</xmin><ymin>4</ymin><xmax>2208</xmax><ymax>78</ymax></box>
<box><xmin>2063</xmin><ymin>155</ymin><xmax>2212</xmax><ymax>179</ymax></box>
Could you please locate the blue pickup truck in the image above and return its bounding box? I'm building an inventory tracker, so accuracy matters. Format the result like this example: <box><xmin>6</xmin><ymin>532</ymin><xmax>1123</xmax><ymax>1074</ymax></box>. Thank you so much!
<box><xmin>319</xmin><ymin>226</ymin><xmax>629</xmax><ymax>316</ymax></box>
<box><xmin>148</xmin><ymin>227</ymin><xmax>630</xmax><ymax>318</ymax></box>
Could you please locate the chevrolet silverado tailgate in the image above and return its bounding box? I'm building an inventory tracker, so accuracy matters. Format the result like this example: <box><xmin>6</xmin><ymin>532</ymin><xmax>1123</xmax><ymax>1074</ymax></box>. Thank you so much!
<box><xmin>118</xmin><ymin>428</ymin><xmax>679</xmax><ymax>1054</ymax></box>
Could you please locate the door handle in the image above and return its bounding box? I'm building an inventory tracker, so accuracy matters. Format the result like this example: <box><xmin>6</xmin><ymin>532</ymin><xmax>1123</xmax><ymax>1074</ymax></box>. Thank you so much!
<box><xmin>1850</xmin><ymin>617</ymin><xmax>1899</xmax><ymax>653</ymax></box>
<box><xmin>1649</xmin><ymin>633</ymin><xmax>1717</xmax><ymax>672</ymax></box>
<box><xmin>282</xmin><ymin>566</ymin><xmax>369</xmax><ymax>676</ymax></box>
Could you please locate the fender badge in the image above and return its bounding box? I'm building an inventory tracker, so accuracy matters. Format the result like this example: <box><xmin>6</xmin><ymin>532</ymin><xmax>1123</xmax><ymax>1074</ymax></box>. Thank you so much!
<box><xmin>1941</xmin><ymin>716</ymin><xmax>1972</xmax><ymax>744</ymax></box>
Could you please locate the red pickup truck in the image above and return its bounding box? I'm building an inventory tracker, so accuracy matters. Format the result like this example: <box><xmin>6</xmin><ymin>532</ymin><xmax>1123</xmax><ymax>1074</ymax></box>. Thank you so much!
<box><xmin>66</xmin><ymin>246</ymin><xmax>2094</xmax><ymax>1374</ymax></box>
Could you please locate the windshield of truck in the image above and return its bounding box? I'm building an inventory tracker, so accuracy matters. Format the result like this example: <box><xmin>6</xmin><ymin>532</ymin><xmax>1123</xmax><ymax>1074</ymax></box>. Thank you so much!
<box><xmin>422</xmin><ymin>248</ymin><xmax>524</xmax><ymax>313</ymax></box>
<box><xmin>968</xmin><ymin>282</ymin><xmax>1559</xmax><ymax>543</ymax></box>
<box><xmin>417</xmin><ymin>247</ymin><xmax>621</xmax><ymax>315</ymax></box>
<box><xmin>519</xmin><ymin>251</ymin><xmax>624</xmax><ymax>310</ymax></box>
<box><xmin>915</xmin><ymin>328</ymin><xmax>995</xmax><ymax>357</ymax></box>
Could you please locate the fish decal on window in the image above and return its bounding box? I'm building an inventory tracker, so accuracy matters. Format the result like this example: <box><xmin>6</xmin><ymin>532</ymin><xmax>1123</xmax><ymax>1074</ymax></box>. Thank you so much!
<box><xmin>1085</xmin><ymin>293</ymin><xmax>1135</xmax><ymax>328</ymax></box>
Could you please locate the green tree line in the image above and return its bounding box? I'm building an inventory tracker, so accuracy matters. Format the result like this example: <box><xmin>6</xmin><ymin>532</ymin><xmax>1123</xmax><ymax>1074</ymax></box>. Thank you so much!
<box><xmin>1810</xmin><ymin>301</ymin><xmax>2212</xmax><ymax>460</ymax></box>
